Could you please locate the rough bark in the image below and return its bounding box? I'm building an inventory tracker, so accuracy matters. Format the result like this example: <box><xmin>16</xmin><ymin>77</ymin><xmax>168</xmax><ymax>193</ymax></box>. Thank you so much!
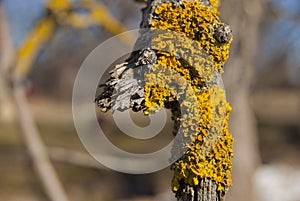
<box><xmin>96</xmin><ymin>1</ymin><xmax>233</xmax><ymax>200</ymax></box>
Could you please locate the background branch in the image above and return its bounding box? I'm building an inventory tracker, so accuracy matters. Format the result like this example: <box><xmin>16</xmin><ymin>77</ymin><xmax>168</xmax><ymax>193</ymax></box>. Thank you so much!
<box><xmin>0</xmin><ymin>2</ymin><xmax>14</xmax><ymax>121</ymax></box>
<box><xmin>12</xmin><ymin>83</ymin><xmax>70</xmax><ymax>201</ymax></box>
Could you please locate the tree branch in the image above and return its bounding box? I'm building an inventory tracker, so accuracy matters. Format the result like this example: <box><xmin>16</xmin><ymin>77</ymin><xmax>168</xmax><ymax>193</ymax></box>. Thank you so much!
<box><xmin>96</xmin><ymin>1</ymin><xmax>233</xmax><ymax>200</ymax></box>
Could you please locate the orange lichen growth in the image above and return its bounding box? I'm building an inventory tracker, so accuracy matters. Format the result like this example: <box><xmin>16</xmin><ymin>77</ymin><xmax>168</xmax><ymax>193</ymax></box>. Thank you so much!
<box><xmin>143</xmin><ymin>55</ymin><xmax>186</xmax><ymax>114</ymax></box>
<box><xmin>151</xmin><ymin>1</ymin><xmax>232</xmax><ymax>71</ymax></box>
<box><xmin>143</xmin><ymin>56</ymin><xmax>234</xmax><ymax>192</ymax></box>
<box><xmin>143</xmin><ymin>0</ymin><xmax>233</xmax><ymax>194</ymax></box>
<box><xmin>209</xmin><ymin>0</ymin><xmax>221</xmax><ymax>13</ymax></box>
<box><xmin>171</xmin><ymin>88</ymin><xmax>233</xmax><ymax>192</ymax></box>
<box><xmin>151</xmin><ymin>32</ymin><xmax>217</xmax><ymax>84</ymax></box>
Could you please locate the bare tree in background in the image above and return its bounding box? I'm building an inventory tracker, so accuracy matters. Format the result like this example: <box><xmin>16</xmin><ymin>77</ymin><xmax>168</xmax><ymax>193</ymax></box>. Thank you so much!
<box><xmin>220</xmin><ymin>0</ymin><xmax>263</xmax><ymax>201</ymax></box>
<box><xmin>0</xmin><ymin>2</ymin><xmax>14</xmax><ymax>121</ymax></box>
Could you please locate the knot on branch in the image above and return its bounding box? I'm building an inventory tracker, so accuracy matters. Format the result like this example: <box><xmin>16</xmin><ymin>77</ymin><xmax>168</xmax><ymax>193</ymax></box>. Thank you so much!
<box><xmin>214</xmin><ymin>24</ymin><xmax>232</xmax><ymax>44</ymax></box>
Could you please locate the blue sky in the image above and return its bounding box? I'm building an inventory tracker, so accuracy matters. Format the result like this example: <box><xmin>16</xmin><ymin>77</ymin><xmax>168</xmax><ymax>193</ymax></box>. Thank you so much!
<box><xmin>3</xmin><ymin>0</ymin><xmax>47</xmax><ymax>47</ymax></box>
<box><xmin>272</xmin><ymin>0</ymin><xmax>300</xmax><ymax>17</ymax></box>
<box><xmin>3</xmin><ymin>0</ymin><xmax>300</xmax><ymax>68</ymax></box>
<box><xmin>2</xmin><ymin>0</ymin><xmax>137</xmax><ymax>47</ymax></box>
<box><xmin>260</xmin><ymin>0</ymin><xmax>300</xmax><ymax>68</ymax></box>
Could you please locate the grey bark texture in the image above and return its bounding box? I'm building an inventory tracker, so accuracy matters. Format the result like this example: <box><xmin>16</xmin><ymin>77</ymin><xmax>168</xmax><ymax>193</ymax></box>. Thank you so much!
<box><xmin>96</xmin><ymin>1</ymin><xmax>232</xmax><ymax>200</ymax></box>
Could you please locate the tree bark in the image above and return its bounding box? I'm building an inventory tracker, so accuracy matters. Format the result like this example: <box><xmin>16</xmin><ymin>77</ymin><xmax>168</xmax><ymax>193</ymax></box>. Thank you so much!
<box><xmin>96</xmin><ymin>1</ymin><xmax>233</xmax><ymax>200</ymax></box>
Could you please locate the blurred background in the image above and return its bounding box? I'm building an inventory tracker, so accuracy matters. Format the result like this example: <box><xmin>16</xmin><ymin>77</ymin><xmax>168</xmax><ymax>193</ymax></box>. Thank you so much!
<box><xmin>0</xmin><ymin>0</ymin><xmax>299</xmax><ymax>201</ymax></box>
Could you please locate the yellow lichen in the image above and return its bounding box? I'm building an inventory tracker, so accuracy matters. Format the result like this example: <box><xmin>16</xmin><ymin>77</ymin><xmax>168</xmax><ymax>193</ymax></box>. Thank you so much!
<box><xmin>46</xmin><ymin>0</ymin><xmax>71</xmax><ymax>12</ymax></box>
<box><xmin>170</xmin><ymin>99</ymin><xmax>233</xmax><ymax>192</ymax></box>
<box><xmin>150</xmin><ymin>1</ymin><xmax>232</xmax><ymax>71</ymax></box>
<box><xmin>151</xmin><ymin>32</ymin><xmax>217</xmax><ymax>84</ymax></box>
<box><xmin>143</xmin><ymin>0</ymin><xmax>233</xmax><ymax>194</ymax></box>
<box><xmin>209</xmin><ymin>0</ymin><xmax>221</xmax><ymax>13</ymax></box>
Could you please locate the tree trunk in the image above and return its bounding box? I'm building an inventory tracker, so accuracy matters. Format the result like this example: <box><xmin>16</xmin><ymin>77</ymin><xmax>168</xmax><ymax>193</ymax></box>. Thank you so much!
<box><xmin>220</xmin><ymin>0</ymin><xmax>263</xmax><ymax>201</ymax></box>
<box><xmin>97</xmin><ymin>0</ymin><xmax>234</xmax><ymax>200</ymax></box>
